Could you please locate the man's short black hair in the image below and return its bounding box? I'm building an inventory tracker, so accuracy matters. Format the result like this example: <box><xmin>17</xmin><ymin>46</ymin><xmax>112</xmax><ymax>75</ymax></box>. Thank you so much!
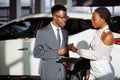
<box><xmin>51</xmin><ymin>4</ymin><xmax>67</xmax><ymax>14</ymax></box>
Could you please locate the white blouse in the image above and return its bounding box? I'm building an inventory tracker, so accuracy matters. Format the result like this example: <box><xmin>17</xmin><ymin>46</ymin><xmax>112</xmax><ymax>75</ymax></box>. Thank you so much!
<box><xmin>77</xmin><ymin>25</ymin><xmax>114</xmax><ymax>79</ymax></box>
<box><xmin>77</xmin><ymin>25</ymin><xmax>113</xmax><ymax>61</ymax></box>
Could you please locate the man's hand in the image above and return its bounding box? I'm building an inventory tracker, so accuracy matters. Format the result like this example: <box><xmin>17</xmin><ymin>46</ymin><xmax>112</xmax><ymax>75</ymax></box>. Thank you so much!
<box><xmin>58</xmin><ymin>47</ymin><xmax>67</xmax><ymax>55</ymax></box>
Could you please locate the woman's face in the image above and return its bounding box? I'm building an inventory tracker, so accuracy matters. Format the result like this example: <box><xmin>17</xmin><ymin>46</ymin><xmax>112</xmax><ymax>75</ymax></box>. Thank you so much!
<box><xmin>91</xmin><ymin>11</ymin><xmax>102</xmax><ymax>28</ymax></box>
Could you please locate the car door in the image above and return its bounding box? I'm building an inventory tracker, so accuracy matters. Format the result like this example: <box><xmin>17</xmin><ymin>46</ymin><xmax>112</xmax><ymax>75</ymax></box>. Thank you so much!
<box><xmin>0</xmin><ymin>17</ymin><xmax>52</xmax><ymax>75</ymax></box>
<box><xmin>0</xmin><ymin>39</ymin><xmax>31</xmax><ymax>75</ymax></box>
<box><xmin>0</xmin><ymin>20</ymin><xmax>33</xmax><ymax>75</ymax></box>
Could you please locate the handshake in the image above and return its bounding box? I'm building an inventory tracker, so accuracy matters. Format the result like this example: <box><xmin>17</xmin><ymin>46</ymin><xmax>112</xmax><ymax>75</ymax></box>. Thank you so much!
<box><xmin>67</xmin><ymin>43</ymin><xmax>78</xmax><ymax>53</ymax></box>
<box><xmin>58</xmin><ymin>43</ymin><xmax>78</xmax><ymax>55</ymax></box>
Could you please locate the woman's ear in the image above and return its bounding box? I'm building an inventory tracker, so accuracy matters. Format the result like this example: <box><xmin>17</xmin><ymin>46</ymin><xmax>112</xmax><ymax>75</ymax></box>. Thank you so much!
<box><xmin>101</xmin><ymin>18</ymin><xmax>106</xmax><ymax>23</ymax></box>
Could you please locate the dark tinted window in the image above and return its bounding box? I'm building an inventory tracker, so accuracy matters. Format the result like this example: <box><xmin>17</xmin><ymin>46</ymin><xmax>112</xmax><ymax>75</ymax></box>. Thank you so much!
<box><xmin>65</xmin><ymin>18</ymin><xmax>92</xmax><ymax>35</ymax></box>
<box><xmin>0</xmin><ymin>17</ymin><xmax>92</xmax><ymax>40</ymax></box>
<box><xmin>0</xmin><ymin>17</ymin><xmax>52</xmax><ymax>40</ymax></box>
<box><xmin>0</xmin><ymin>21</ymin><xmax>31</xmax><ymax>40</ymax></box>
<box><xmin>110</xmin><ymin>16</ymin><xmax>120</xmax><ymax>34</ymax></box>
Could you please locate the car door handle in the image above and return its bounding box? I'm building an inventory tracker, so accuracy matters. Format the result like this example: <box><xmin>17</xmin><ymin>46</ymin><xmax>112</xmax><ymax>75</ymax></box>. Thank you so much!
<box><xmin>18</xmin><ymin>48</ymin><xmax>28</xmax><ymax>51</ymax></box>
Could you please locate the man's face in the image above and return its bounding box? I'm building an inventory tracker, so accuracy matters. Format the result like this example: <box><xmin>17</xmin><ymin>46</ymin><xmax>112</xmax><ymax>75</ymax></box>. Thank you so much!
<box><xmin>53</xmin><ymin>10</ymin><xmax>68</xmax><ymax>28</ymax></box>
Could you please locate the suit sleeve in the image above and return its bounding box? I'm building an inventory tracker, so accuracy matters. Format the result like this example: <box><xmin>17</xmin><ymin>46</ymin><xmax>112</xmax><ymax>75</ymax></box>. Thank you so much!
<box><xmin>33</xmin><ymin>30</ymin><xmax>59</xmax><ymax>59</ymax></box>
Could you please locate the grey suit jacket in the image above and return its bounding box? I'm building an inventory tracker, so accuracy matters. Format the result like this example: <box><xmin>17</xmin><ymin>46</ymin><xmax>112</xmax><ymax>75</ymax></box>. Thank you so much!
<box><xmin>33</xmin><ymin>24</ymin><xmax>68</xmax><ymax>80</ymax></box>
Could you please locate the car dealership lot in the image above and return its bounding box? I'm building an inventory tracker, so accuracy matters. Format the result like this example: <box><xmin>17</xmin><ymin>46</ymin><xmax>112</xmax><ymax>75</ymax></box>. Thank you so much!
<box><xmin>0</xmin><ymin>13</ymin><xmax>120</xmax><ymax>79</ymax></box>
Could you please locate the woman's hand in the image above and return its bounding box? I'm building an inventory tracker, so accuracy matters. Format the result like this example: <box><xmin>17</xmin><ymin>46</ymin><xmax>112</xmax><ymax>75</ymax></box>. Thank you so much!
<box><xmin>67</xmin><ymin>43</ymin><xmax>78</xmax><ymax>53</ymax></box>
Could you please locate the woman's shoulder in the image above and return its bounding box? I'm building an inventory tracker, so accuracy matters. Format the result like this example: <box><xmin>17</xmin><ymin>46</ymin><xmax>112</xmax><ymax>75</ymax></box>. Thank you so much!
<box><xmin>101</xmin><ymin>31</ymin><xmax>114</xmax><ymax>45</ymax></box>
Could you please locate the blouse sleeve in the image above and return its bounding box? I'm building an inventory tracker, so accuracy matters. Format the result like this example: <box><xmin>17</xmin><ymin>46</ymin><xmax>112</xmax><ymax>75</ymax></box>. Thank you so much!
<box><xmin>77</xmin><ymin>43</ymin><xmax>112</xmax><ymax>60</ymax></box>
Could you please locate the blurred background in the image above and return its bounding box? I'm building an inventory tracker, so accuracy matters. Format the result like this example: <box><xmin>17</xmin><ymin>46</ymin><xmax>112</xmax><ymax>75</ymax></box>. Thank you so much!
<box><xmin>0</xmin><ymin>0</ymin><xmax>120</xmax><ymax>22</ymax></box>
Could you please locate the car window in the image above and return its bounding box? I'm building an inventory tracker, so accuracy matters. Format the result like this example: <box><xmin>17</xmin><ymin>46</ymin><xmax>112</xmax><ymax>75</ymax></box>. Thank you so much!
<box><xmin>0</xmin><ymin>17</ymin><xmax>92</xmax><ymax>40</ymax></box>
<box><xmin>12</xmin><ymin>22</ymin><xmax>30</xmax><ymax>32</ymax></box>
<box><xmin>28</xmin><ymin>17</ymin><xmax>52</xmax><ymax>37</ymax></box>
<box><xmin>0</xmin><ymin>17</ymin><xmax>52</xmax><ymax>40</ymax></box>
<box><xmin>64</xmin><ymin>18</ymin><xmax>92</xmax><ymax>35</ymax></box>
<box><xmin>0</xmin><ymin>21</ymin><xmax>31</xmax><ymax>40</ymax></box>
<box><xmin>110</xmin><ymin>16</ymin><xmax>120</xmax><ymax>34</ymax></box>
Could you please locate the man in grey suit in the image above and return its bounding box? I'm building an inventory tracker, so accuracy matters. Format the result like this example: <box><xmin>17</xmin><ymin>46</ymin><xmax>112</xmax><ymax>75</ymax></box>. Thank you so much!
<box><xmin>33</xmin><ymin>5</ymin><xmax>69</xmax><ymax>80</ymax></box>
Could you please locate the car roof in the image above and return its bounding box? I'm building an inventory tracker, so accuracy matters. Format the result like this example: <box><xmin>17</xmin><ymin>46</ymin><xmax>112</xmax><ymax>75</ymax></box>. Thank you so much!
<box><xmin>0</xmin><ymin>12</ymin><xmax>92</xmax><ymax>28</ymax></box>
<box><xmin>0</xmin><ymin>21</ymin><xmax>6</xmax><ymax>25</ymax></box>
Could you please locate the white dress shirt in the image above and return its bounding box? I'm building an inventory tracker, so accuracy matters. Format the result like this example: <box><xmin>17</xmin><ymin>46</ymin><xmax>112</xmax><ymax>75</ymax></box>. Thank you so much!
<box><xmin>50</xmin><ymin>22</ymin><xmax>63</xmax><ymax>47</ymax></box>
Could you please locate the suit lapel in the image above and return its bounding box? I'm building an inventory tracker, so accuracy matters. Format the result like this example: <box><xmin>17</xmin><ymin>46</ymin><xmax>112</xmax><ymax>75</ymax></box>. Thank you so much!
<box><xmin>48</xmin><ymin>24</ymin><xmax>67</xmax><ymax>48</ymax></box>
<box><xmin>48</xmin><ymin>24</ymin><xmax>59</xmax><ymax>48</ymax></box>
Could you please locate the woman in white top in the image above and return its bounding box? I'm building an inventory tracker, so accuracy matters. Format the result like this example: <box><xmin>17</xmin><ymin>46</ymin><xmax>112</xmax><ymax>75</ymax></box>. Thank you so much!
<box><xmin>68</xmin><ymin>7</ymin><xmax>115</xmax><ymax>80</ymax></box>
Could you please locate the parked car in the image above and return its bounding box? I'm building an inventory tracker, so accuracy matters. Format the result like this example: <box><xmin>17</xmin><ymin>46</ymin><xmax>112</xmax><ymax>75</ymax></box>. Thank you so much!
<box><xmin>0</xmin><ymin>13</ymin><xmax>120</xmax><ymax>79</ymax></box>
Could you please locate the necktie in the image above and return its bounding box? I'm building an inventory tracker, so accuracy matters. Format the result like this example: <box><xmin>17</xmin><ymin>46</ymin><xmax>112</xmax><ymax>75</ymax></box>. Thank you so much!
<box><xmin>57</xmin><ymin>29</ymin><xmax>61</xmax><ymax>48</ymax></box>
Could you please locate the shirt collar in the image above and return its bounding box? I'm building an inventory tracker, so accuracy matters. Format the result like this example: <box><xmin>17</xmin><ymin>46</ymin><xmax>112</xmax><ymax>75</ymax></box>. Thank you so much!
<box><xmin>99</xmin><ymin>25</ymin><xmax>109</xmax><ymax>33</ymax></box>
<box><xmin>50</xmin><ymin>22</ymin><xmax>61</xmax><ymax>30</ymax></box>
